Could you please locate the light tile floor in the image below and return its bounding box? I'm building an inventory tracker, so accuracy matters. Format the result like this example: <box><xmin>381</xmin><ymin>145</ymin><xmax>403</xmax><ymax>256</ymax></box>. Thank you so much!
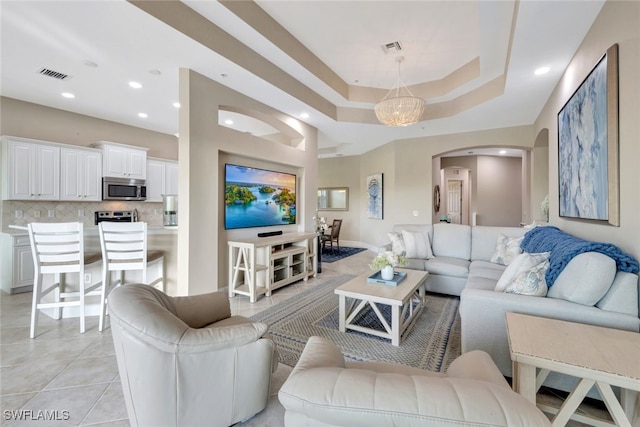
<box><xmin>0</xmin><ymin>249</ymin><xmax>611</xmax><ymax>426</ymax></box>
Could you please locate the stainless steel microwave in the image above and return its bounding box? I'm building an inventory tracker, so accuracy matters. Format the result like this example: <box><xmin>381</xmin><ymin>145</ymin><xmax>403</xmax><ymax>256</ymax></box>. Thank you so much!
<box><xmin>102</xmin><ymin>177</ymin><xmax>146</xmax><ymax>201</ymax></box>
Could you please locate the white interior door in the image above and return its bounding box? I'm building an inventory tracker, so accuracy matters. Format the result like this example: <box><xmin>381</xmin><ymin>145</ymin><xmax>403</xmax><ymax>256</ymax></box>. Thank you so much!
<box><xmin>447</xmin><ymin>180</ymin><xmax>462</xmax><ymax>224</ymax></box>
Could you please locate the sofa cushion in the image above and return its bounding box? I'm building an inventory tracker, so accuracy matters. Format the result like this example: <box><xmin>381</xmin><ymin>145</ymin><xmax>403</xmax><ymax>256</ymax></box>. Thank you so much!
<box><xmin>490</xmin><ymin>233</ymin><xmax>524</xmax><ymax>266</ymax></box>
<box><xmin>424</xmin><ymin>256</ymin><xmax>470</xmax><ymax>278</ymax></box>
<box><xmin>495</xmin><ymin>252</ymin><xmax>551</xmax><ymax>292</ymax></box>
<box><xmin>504</xmin><ymin>259</ymin><xmax>549</xmax><ymax>297</ymax></box>
<box><xmin>466</xmin><ymin>275</ymin><xmax>500</xmax><ymax>291</ymax></box>
<box><xmin>596</xmin><ymin>271</ymin><xmax>639</xmax><ymax>316</ymax></box>
<box><xmin>469</xmin><ymin>260</ymin><xmax>506</xmax><ymax>281</ymax></box>
<box><xmin>547</xmin><ymin>252</ymin><xmax>616</xmax><ymax>306</ymax></box>
<box><xmin>471</xmin><ymin>226</ymin><xmax>527</xmax><ymax>262</ymax></box>
<box><xmin>402</xmin><ymin>229</ymin><xmax>433</xmax><ymax>259</ymax></box>
<box><xmin>174</xmin><ymin>291</ymin><xmax>231</xmax><ymax>328</ymax></box>
<box><xmin>432</xmin><ymin>223</ymin><xmax>471</xmax><ymax>260</ymax></box>
<box><xmin>392</xmin><ymin>224</ymin><xmax>433</xmax><ymax>239</ymax></box>
<box><xmin>404</xmin><ymin>258</ymin><xmax>427</xmax><ymax>270</ymax></box>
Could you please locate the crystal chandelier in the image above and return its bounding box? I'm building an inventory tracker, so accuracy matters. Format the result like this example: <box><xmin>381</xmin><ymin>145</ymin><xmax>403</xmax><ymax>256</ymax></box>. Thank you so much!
<box><xmin>374</xmin><ymin>56</ymin><xmax>425</xmax><ymax>127</ymax></box>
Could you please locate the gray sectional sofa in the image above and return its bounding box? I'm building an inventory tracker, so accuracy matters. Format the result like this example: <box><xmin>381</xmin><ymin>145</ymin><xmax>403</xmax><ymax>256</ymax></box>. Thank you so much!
<box><xmin>382</xmin><ymin>223</ymin><xmax>640</xmax><ymax>392</ymax></box>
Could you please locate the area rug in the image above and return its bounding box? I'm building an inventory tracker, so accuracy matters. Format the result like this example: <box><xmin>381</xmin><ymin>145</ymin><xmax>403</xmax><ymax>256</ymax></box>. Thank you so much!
<box><xmin>321</xmin><ymin>246</ymin><xmax>367</xmax><ymax>263</ymax></box>
<box><xmin>251</xmin><ymin>274</ymin><xmax>461</xmax><ymax>372</ymax></box>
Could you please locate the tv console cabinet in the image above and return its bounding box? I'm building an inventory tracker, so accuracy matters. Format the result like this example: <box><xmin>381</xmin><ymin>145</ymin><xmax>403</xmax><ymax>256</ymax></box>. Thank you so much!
<box><xmin>228</xmin><ymin>232</ymin><xmax>318</xmax><ymax>303</ymax></box>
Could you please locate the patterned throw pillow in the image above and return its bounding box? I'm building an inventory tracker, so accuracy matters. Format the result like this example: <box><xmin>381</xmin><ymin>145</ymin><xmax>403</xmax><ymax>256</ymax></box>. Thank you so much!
<box><xmin>494</xmin><ymin>252</ymin><xmax>551</xmax><ymax>292</ymax></box>
<box><xmin>388</xmin><ymin>232</ymin><xmax>406</xmax><ymax>256</ymax></box>
<box><xmin>505</xmin><ymin>260</ymin><xmax>549</xmax><ymax>296</ymax></box>
<box><xmin>490</xmin><ymin>233</ymin><xmax>524</xmax><ymax>266</ymax></box>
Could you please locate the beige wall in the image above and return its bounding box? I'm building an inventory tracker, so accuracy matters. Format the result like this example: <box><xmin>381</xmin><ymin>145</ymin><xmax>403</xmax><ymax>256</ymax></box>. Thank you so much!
<box><xmin>531</xmin><ymin>146</ymin><xmax>550</xmax><ymax>222</ymax></box>
<box><xmin>178</xmin><ymin>69</ymin><xmax>318</xmax><ymax>295</ymax></box>
<box><xmin>317</xmin><ymin>156</ymin><xmax>361</xmax><ymax>244</ymax></box>
<box><xmin>533</xmin><ymin>0</ymin><xmax>640</xmax><ymax>259</ymax></box>
<box><xmin>318</xmin><ymin>125</ymin><xmax>535</xmax><ymax>247</ymax></box>
<box><xmin>475</xmin><ymin>156</ymin><xmax>522</xmax><ymax>227</ymax></box>
<box><xmin>0</xmin><ymin>97</ymin><xmax>178</xmax><ymax>159</ymax></box>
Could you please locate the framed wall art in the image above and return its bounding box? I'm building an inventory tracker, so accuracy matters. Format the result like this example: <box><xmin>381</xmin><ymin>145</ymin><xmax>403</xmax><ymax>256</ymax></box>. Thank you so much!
<box><xmin>367</xmin><ymin>173</ymin><xmax>383</xmax><ymax>219</ymax></box>
<box><xmin>557</xmin><ymin>43</ymin><xmax>619</xmax><ymax>226</ymax></box>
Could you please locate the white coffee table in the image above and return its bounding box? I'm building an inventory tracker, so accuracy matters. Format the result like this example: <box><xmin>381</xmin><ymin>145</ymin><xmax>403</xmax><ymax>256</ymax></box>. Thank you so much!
<box><xmin>506</xmin><ymin>312</ymin><xmax>640</xmax><ymax>427</ymax></box>
<box><xmin>334</xmin><ymin>269</ymin><xmax>428</xmax><ymax>346</ymax></box>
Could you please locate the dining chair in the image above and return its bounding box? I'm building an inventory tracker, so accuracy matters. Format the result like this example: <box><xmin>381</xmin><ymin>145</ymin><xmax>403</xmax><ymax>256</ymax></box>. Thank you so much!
<box><xmin>28</xmin><ymin>222</ymin><xmax>101</xmax><ymax>338</ymax></box>
<box><xmin>98</xmin><ymin>221</ymin><xmax>164</xmax><ymax>331</ymax></box>
<box><xmin>320</xmin><ymin>219</ymin><xmax>342</xmax><ymax>254</ymax></box>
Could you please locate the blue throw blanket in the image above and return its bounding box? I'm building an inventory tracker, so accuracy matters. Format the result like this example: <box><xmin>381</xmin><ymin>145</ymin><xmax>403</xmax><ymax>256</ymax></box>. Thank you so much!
<box><xmin>520</xmin><ymin>226</ymin><xmax>639</xmax><ymax>286</ymax></box>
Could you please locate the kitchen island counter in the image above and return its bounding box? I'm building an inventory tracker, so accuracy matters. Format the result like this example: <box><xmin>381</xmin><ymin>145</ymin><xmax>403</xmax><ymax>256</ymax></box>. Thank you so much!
<box><xmin>1</xmin><ymin>224</ymin><xmax>178</xmax><ymax>296</ymax></box>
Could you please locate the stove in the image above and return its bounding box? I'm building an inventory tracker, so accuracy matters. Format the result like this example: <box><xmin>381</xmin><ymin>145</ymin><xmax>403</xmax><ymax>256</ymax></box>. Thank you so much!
<box><xmin>94</xmin><ymin>210</ymin><xmax>137</xmax><ymax>225</ymax></box>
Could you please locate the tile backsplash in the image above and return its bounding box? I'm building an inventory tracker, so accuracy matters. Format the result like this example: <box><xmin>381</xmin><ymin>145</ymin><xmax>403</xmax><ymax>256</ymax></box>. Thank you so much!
<box><xmin>2</xmin><ymin>200</ymin><xmax>165</xmax><ymax>230</ymax></box>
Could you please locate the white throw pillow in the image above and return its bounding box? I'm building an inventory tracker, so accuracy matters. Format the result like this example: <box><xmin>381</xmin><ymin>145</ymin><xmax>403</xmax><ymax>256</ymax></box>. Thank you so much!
<box><xmin>490</xmin><ymin>233</ymin><xmax>524</xmax><ymax>266</ymax></box>
<box><xmin>388</xmin><ymin>232</ymin><xmax>405</xmax><ymax>255</ymax></box>
<box><xmin>401</xmin><ymin>230</ymin><xmax>433</xmax><ymax>259</ymax></box>
<box><xmin>505</xmin><ymin>260</ymin><xmax>549</xmax><ymax>296</ymax></box>
<box><xmin>494</xmin><ymin>252</ymin><xmax>551</xmax><ymax>292</ymax></box>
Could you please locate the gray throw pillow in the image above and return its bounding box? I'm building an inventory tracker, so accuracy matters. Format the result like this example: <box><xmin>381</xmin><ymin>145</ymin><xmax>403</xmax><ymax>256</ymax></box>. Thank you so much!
<box><xmin>547</xmin><ymin>252</ymin><xmax>617</xmax><ymax>306</ymax></box>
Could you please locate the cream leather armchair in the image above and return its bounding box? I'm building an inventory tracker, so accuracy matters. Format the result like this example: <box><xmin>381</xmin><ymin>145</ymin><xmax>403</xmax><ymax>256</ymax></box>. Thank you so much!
<box><xmin>279</xmin><ymin>336</ymin><xmax>551</xmax><ymax>427</ymax></box>
<box><xmin>108</xmin><ymin>284</ymin><xmax>278</xmax><ymax>427</ymax></box>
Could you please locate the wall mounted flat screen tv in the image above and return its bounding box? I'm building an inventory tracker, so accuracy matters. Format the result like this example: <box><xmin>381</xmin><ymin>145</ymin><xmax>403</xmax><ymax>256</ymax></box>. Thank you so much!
<box><xmin>225</xmin><ymin>163</ymin><xmax>297</xmax><ymax>230</ymax></box>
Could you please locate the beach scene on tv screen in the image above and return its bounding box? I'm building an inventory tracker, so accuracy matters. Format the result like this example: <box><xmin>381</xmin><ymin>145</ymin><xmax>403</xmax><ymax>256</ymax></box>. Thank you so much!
<box><xmin>225</xmin><ymin>164</ymin><xmax>297</xmax><ymax>229</ymax></box>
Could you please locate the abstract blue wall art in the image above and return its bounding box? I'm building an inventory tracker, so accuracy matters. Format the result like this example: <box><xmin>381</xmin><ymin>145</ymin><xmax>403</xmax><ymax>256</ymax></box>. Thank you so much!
<box><xmin>367</xmin><ymin>173</ymin><xmax>383</xmax><ymax>219</ymax></box>
<box><xmin>557</xmin><ymin>44</ymin><xmax>619</xmax><ymax>225</ymax></box>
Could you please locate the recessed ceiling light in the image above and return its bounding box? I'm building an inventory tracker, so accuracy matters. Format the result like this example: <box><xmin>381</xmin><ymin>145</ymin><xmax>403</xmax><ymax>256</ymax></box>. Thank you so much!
<box><xmin>149</xmin><ymin>69</ymin><xmax>161</xmax><ymax>76</ymax></box>
<box><xmin>300</xmin><ymin>112</ymin><xmax>309</xmax><ymax>119</ymax></box>
<box><xmin>83</xmin><ymin>60</ymin><xmax>98</xmax><ymax>68</ymax></box>
<box><xmin>61</xmin><ymin>92</ymin><xmax>75</xmax><ymax>99</ymax></box>
<box><xmin>534</xmin><ymin>67</ymin><xmax>550</xmax><ymax>76</ymax></box>
<box><xmin>138</xmin><ymin>112</ymin><xmax>148</xmax><ymax>118</ymax></box>
<box><xmin>173</xmin><ymin>102</ymin><xmax>181</xmax><ymax>109</ymax></box>
<box><xmin>224</xmin><ymin>119</ymin><xmax>234</xmax><ymax>125</ymax></box>
<box><xmin>129</xmin><ymin>81</ymin><xmax>142</xmax><ymax>89</ymax></box>
<box><xmin>499</xmin><ymin>150</ymin><xmax>507</xmax><ymax>155</ymax></box>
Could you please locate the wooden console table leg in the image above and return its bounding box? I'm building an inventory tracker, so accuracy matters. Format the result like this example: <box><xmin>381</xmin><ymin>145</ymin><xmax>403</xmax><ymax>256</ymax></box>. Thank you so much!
<box><xmin>620</xmin><ymin>390</ymin><xmax>639</xmax><ymax>426</ymax></box>
<box><xmin>391</xmin><ymin>304</ymin><xmax>400</xmax><ymax>346</ymax></box>
<box><xmin>514</xmin><ymin>362</ymin><xmax>537</xmax><ymax>405</ymax></box>
<box><xmin>338</xmin><ymin>295</ymin><xmax>346</xmax><ymax>333</ymax></box>
<box><xmin>596</xmin><ymin>382</ymin><xmax>633</xmax><ymax>427</ymax></box>
<box><xmin>551</xmin><ymin>378</ymin><xmax>594</xmax><ymax>427</ymax></box>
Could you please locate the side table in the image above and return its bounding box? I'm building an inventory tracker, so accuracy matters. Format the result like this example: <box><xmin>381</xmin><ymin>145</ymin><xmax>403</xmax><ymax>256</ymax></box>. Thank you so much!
<box><xmin>506</xmin><ymin>312</ymin><xmax>640</xmax><ymax>427</ymax></box>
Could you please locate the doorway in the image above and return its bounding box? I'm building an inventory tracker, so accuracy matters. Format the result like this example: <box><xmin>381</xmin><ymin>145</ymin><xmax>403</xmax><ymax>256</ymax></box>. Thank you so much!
<box><xmin>447</xmin><ymin>180</ymin><xmax>462</xmax><ymax>224</ymax></box>
<box><xmin>439</xmin><ymin>167</ymin><xmax>471</xmax><ymax>225</ymax></box>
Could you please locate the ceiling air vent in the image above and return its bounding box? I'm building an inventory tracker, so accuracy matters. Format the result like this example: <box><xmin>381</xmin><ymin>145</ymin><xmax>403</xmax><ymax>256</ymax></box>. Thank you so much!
<box><xmin>37</xmin><ymin>67</ymin><xmax>69</xmax><ymax>80</ymax></box>
<box><xmin>381</xmin><ymin>41</ymin><xmax>403</xmax><ymax>54</ymax></box>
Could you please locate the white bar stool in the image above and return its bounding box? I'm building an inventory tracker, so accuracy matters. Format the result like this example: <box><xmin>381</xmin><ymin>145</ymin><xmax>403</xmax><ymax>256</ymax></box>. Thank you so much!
<box><xmin>28</xmin><ymin>222</ymin><xmax>101</xmax><ymax>338</ymax></box>
<box><xmin>98</xmin><ymin>221</ymin><xmax>164</xmax><ymax>331</ymax></box>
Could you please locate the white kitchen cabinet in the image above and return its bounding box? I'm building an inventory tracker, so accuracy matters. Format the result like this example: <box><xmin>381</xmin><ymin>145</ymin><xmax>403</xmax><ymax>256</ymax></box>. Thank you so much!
<box><xmin>165</xmin><ymin>161</ymin><xmax>179</xmax><ymax>195</ymax></box>
<box><xmin>96</xmin><ymin>142</ymin><xmax>147</xmax><ymax>179</ymax></box>
<box><xmin>60</xmin><ymin>147</ymin><xmax>103</xmax><ymax>201</ymax></box>
<box><xmin>0</xmin><ymin>233</ymin><xmax>34</xmax><ymax>294</ymax></box>
<box><xmin>1</xmin><ymin>136</ymin><xmax>60</xmax><ymax>200</ymax></box>
<box><xmin>146</xmin><ymin>157</ymin><xmax>178</xmax><ymax>202</ymax></box>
